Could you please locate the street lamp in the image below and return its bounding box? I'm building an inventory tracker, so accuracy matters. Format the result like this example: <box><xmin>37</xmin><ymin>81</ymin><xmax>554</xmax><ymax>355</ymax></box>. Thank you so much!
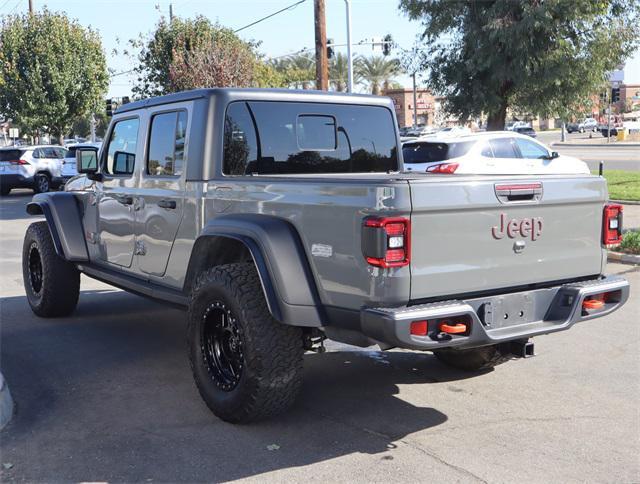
<box><xmin>344</xmin><ymin>0</ymin><xmax>353</xmax><ymax>93</ymax></box>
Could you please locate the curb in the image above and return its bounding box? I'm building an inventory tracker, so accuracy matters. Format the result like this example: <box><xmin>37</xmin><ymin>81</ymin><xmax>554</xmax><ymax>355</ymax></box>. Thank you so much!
<box><xmin>0</xmin><ymin>372</ymin><xmax>13</xmax><ymax>431</ymax></box>
<box><xmin>611</xmin><ymin>200</ymin><xmax>640</xmax><ymax>206</ymax></box>
<box><xmin>551</xmin><ymin>142</ymin><xmax>640</xmax><ymax>148</ymax></box>
<box><xmin>608</xmin><ymin>251</ymin><xmax>640</xmax><ymax>265</ymax></box>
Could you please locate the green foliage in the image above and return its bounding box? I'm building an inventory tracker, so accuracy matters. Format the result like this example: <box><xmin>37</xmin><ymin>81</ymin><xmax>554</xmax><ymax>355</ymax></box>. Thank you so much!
<box><xmin>598</xmin><ymin>170</ymin><xmax>640</xmax><ymax>201</ymax></box>
<box><xmin>355</xmin><ymin>55</ymin><xmax>400</xmax><ymax>95</ymax></box>
<box><xmin>400</xmin><ymin>0</ymin><xmax>640</xmax><ymax>129</ymax></box>
<box><xmin>268</xmin><ymin>54</ymin><xmax>315</xmax><ymax>89</ymax></box>
<box><xmin>0</xmin><ymin>10</ymin><xmax>109</xmax><ymax>141</ymax></box>
<box><xmin>619</xmin><ymin>230</ymin><xmax>640</xmax><ymax>254</ymax></box>
<box><xmin>132</xmin><ymin>16</ymin><xmax>285</xmax><ymax>95</ymax></box>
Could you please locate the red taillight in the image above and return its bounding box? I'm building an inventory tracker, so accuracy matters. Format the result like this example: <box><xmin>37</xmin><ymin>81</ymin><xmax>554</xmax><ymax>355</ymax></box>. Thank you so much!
<box><xmin>426</xmin><ymin>162</ymin><xmax>459</xmax><ymax>174</ymax></box>
<box><xmin>410</xmin><ymin>320</ymin><xmax>428</xmax><ymax>336</ymax></box>
<box><xmin>362</xmin><ymin>216</ymin><xmax>410</xmax><ymax>268</ymax></box>
<box><xmin>8</xmin><ymin>159</ymin><xmax>29</xmax><ymax>165</ymax></box>
<box><xmin>602</xmin><ymin>203</ymin><xmax>623</xmax><ymax>245</ymax></box>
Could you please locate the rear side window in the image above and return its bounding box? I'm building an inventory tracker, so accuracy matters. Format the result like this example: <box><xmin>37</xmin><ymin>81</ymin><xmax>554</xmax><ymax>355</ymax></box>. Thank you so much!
<box><xmin>105</xmin><ymin>118</ymin><xmax>140</xmax><ymax>175</ymax></box>
<box><xmin>402</xmin><ymin>141</ymin><xmax>474</xmax><ymax>164</ymax></box>
<box><xmin>147</xmin><ymin>110</ymin><xmax>187</xmax><ymax>176</ymax></box>
<box><xmin>0</xmin><ymin>149</ymin><xmax>25</xmax><ymax>161</ymax></box>
<box><xmin>223</xmin><ymin>101</ymin><xmax>398</xmax><ymax>175</ymax></box>
<box><xmin>489</xmin><ymin>138</ymin><xmax>519</xmax><ymax>158</ymax></box>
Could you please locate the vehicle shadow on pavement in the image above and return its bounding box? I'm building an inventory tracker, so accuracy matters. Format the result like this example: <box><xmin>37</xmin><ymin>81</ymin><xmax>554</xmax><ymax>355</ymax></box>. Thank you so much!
<box><xmin>0</xmin><ymin>289</ymin><xmax>483</xmax><ymax>482</ymax></box>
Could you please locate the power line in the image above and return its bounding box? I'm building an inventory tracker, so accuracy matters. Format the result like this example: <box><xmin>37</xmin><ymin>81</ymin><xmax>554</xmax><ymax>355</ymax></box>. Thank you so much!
<box><xmin>8</xmin><ymin>0</ymin><xmax>22</xmax><ymax>14</ymax></box>
<box><xmin>234</xmin><ymin>0</ymin><xmax>306</xmax><ymax>34</ymax></box>
<box><xmin>0</xmin><ymin>0</ymin><xmax>13</xmax><ymax>11</ymax></box>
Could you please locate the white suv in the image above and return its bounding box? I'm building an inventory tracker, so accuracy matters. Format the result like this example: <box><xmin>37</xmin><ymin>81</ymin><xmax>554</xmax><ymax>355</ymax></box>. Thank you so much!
<box><xmin>0</xmin><ymin>145</ymin><xmax>68</xmax><ymax>195</ymax></box>
<box><xmin>402</xmin><ymin>131</ymin><xmax>590</xmax><ymax>175</ymax></box>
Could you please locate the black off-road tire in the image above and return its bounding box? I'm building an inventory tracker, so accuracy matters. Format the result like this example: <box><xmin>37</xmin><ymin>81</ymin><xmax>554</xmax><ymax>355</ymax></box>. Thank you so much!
<box><xmin>34</xmin><ymin>173</ymin><xmax>51</xmax><ymax>193</ymax></box>
<box><xmin>188</xmin><ymin>263</ymin><xmax>304</xmax><ymax>423</ymax></box>
<box><xmin>433</xmin><ymin>345</ymin><xmax>510</xmax><ymax>372</ymax></box>
<box><xmin>22</xmin><ymin>221</ymin><xmax>80</xmax><ymax>317</ymax></box>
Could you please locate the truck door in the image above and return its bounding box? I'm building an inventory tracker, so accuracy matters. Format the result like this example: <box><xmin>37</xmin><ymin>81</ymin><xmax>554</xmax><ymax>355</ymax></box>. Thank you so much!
<box><xmin>135</xmin><ymin>108</ymin><xmax>187</xmax><ymax>277</ymax></box>
<box><xmin>97</xmin><ymin>117</ymin><xmax>140</xmax><ymax>267</ymax></box>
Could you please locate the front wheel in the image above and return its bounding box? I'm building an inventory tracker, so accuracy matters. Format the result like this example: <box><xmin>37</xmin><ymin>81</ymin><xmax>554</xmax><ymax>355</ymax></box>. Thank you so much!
<box><xmin>433</xmin><ymin>345</ymin><xmax>510</xmax><ymax>372</ymax></box>
<box><xmin>188</xmin><ymin>263</ymin><xmax>304</xmax><ymax>423</ymax></box>
<box><xmin>22</xmin><ymin>221</ymin><xmax>80</xmax><ymax>317</ymax></box>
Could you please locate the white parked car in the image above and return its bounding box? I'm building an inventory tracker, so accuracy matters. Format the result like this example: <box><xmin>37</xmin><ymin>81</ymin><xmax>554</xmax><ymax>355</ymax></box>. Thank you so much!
<box><xmin>62</xmin><ymin>142</ymin><xmax>101</xmax><ymax>181</ymax></box>
<box><xmin>402</xmin><ymin>131</ymin><xmax>590</xmax><ymax>175</ymax></box>
<box><xmin>0</xmin><ymin>145</ymin><xmax>69</xmax><ymax>195</ymax></box>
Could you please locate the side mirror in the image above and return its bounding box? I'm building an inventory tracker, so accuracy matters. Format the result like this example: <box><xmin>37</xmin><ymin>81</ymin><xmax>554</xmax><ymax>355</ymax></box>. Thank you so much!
<box><xmin>551</xmin><ymin>151</ymin><xmax>559</xmax><ymax>159</ymax></box>
<box><xmin>76</xmin><ymin>148</ymin><xmax>98</xmax><ymax>173</ymax></box>
<box><xmin>113</xmin><ymin>151</ymin><xmax>135</xmax><ymax>175</ymax></box>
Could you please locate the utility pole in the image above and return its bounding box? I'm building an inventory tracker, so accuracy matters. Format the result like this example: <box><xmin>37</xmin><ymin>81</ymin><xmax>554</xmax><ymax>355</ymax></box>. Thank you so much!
<box><xmin>314</xmin><ymin>0</ymin><xmax>328</xmax><ymax>91</ymax></box>
<box><xmin>28</xmin><ymin>0</ymin><xmax>33</xmax><ymax>13</ymax></box>
<box><xmin>607</xmin><ymin>88</ymin><xmax>611</xmax><ymax>143</ymax></box>
<box><xmin>169</xmin><ymin>2</ymin><xmax>174</xmax><ymax>21</ymax></box>
<box><xmin>412</xmin><ymin>72</ymin><xmax>418</xmax><ymax>128</ymax></box>
<box><xmin>90</xmin><ymin>114</ymin><xmax>96</xmax><ymax>143</ymax></box>
<box><xmin>344</xmin><ymin>0</ymin><xmax>353</xmax><ymax>93</ymax></box>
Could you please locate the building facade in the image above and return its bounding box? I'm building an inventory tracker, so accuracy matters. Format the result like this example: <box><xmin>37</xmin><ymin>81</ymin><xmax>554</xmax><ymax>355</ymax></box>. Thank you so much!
<box><xmin>384</xmin><ymin>88</ymin><xmax>436</xmax><ymax>128</ymax></box>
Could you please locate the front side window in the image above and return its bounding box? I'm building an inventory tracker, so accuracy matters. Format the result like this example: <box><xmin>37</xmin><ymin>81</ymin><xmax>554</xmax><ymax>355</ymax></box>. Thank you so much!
<box><xmin>515</xmin><ymin>138</ymin><xmax>549</xmax><ymax>159</ymax></box>
<box><xmin>489</xmin><ymin>138</ymin><xmax>519</xmax><ymax>158</ymax></box>
<box><xmin>105</xmin><ymin>118</ymin><xmax>140</xmax><ymax>175</ymax></box>
<box><xmin>223</xmin><ymin>101</ymin><xmax>397</xmax><ymax>175</ymax></box>
<box><xmin>147</xmin><ymin>111</ymin><xmax>187</xmax><ymax>176</ymax></box>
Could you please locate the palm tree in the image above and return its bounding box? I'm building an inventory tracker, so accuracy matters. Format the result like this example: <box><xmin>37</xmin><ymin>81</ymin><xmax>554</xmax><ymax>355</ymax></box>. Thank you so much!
<box><xmin>329</xmin><ymin>53</ymin><xmax>361</xmax><ymax>92</ymax></box>
<box><xmin>355</xmin><ymin>55</ymin><xmax>400</xmax><ymax>95</ymax></box>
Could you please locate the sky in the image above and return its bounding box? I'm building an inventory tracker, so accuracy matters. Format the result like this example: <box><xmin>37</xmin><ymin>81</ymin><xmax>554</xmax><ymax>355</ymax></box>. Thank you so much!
<box><xmin>2</xmin><ymin>0</ymin><xmax>640</xmax><ymax>98</ymax></box>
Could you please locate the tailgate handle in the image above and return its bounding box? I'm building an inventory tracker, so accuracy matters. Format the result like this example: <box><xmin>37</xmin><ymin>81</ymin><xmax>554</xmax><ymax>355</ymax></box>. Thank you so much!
<box><xmin>495</xmin><ymin>182</ymin><xmax>542</xmax><ymax>203</ymax></box>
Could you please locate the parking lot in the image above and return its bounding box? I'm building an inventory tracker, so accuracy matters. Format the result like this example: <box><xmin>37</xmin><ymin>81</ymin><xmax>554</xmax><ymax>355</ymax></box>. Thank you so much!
<box><xmin>0</xmin><ymin>191</ymin><xmax>638</xmax><ymax>483</ymax></box>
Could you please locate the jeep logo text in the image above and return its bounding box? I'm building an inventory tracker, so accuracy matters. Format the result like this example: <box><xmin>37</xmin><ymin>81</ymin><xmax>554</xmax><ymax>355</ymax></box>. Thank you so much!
<box><xmin>491</xmin><ymin>213</ymin><xmax>543</xmax><ymax>241</ymax></box>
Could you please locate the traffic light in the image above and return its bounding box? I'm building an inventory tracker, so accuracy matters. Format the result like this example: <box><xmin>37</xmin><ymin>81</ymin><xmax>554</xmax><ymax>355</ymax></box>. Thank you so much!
<box><xmin>327</xmin><ymin>38</ymin><xmax>334</xmax><ymax>60</ymax></box>
<box><xmin>382</xmin><ymin>34</ymin><xmax>393</xmax><ymax>56</ymax></box>
<box><xmin>106</xmin><ymin>98</ymin><xmax>113</xmax><ymax>117</ymax></box>
<box><xmin>611</xmin><ymin>87</ymin><xmax>620</xmax><ymax>103</ymax></box>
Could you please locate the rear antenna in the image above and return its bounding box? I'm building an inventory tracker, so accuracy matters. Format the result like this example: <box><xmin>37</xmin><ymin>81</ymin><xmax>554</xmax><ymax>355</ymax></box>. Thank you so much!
<box><xmin>599</xmin><ymin>161</ymin><xmax>604</xmax><ymax>177</ymax></box>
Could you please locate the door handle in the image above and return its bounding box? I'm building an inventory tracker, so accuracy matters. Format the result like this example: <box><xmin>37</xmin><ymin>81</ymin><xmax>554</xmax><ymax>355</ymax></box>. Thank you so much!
<box><xmin>157</xmin><ymin>199</ymin><xmax>177</xmax><ymax>209</ymax></box>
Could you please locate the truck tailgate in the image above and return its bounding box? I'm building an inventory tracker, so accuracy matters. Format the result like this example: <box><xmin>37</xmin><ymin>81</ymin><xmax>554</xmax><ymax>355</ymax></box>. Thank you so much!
<box><xmin>408</xmin><ymin>175</ymin><xmax>606</xmax><ymax>301</ymax></box>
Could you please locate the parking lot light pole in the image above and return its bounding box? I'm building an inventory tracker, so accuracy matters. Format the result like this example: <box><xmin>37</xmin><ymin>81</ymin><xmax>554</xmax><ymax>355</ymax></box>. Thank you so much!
<box><xmin>345</xmin><ymin>0</ymin><xmax>353</xmax><ymax>93</ymax></box>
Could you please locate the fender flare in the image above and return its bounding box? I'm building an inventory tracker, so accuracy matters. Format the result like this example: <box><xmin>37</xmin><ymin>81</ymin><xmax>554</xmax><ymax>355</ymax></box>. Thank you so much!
<box><xmin>26</xmin><ymin>192</ymin><xmax>89</xmax><ymax>262</ymax></box>
<box><xmin>188</xmin><ymin>214</ymin><xmax>325</xmax><ymax>327</ymax></box>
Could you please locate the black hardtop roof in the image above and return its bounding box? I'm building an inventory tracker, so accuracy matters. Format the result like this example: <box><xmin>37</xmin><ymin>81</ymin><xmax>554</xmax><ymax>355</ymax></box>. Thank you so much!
<box><xmin>115</xmin><ymin>88</ymin><xmax>393</xmax><ymax>114</ymax></box>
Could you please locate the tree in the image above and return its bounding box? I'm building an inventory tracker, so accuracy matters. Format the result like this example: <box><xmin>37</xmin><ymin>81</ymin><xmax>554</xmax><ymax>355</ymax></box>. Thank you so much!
<box><xmin>0</xmin><ymin>10</ymin><xmax>109</xmax><ymax>143</ymax></box>
<box><xmin>400</xmin><ymin>0</ymin><xmax>640</xmax><ymax>130</ymax></box>
<box><xmin>329</xmin><ymin>52</ymin><xmax>361</xmax><ymax>92</ymax></box>
<box><xmin>355</xmin><ymin>55</ymin><xmax>400</xmax><ymax>95</ymax></box>
<box><xmin>132</xmin><ymin>16</ymin><xmax>284</xmax><ymax>95</ymax></box>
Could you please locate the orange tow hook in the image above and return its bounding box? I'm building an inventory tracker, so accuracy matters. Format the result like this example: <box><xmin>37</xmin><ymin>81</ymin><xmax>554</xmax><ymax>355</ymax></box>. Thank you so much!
<box><xmin>439</xmin><ymin>322</ymin><xmax>468</xmax><ymax>334</ymax></box>
<box><xmin>582</xmin><ymin>297</ymin><xmax>605</xmax><ymax>310</ymax></box>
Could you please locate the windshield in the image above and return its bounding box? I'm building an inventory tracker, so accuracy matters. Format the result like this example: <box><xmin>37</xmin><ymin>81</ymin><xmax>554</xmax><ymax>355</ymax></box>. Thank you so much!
<box><xmin>402</xmin><ymin>141</ymin><xmax>474</xmax><ymax>163</ymax></box>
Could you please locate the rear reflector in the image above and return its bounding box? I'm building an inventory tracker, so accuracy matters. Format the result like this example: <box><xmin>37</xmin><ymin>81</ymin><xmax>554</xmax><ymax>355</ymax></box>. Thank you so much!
<box><xmin>426</xmin><ymin>162</ymin><xmax>459</xmax><ymax>174</ymax></box>
<box><xmin>410</xmin><ymin>320</ymin><xmax>428</xmax><ymax>336</ymax></box>
<box><xmin>602</xmin><ymin>203</ymin><xmax>623</xmax><ymax>245</ymax></box>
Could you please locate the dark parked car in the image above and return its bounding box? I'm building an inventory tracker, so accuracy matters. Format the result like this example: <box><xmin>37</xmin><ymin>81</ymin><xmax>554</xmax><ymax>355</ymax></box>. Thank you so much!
<box><xmin>514</xmin><ymin>126</ymin><xmax>537</xmax><ymax>138</ymax></box>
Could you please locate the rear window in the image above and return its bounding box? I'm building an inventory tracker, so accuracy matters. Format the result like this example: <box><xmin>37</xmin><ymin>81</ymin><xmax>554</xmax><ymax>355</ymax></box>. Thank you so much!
<box><xmin>0</xmin><ymin>149</ymin><xmax>25</xmax><ymax>161</ymax></box>
<box><xmin>223</xmin><ymin>101</ymin><xmax>398</xmax><ymax>175</ymax></box>
<box><xmin>402</xmin><ymin>141</ymin><xmax>474</xmax><ymax>164</ymax></box>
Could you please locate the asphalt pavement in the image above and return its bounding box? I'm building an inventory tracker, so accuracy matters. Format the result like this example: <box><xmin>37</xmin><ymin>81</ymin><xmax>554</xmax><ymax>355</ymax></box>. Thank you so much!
<box><xmin>536</xmin><ymin>131</ymin><xmax>640</xmax><ymax>171</ymax></box>
<box><xmin>0</xmin><ymin>192</ymin><xmax>639</xmax><ymax>483</ymax></box>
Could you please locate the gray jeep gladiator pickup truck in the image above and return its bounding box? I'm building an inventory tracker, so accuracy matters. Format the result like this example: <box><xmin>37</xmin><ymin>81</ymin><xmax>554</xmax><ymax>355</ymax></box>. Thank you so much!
<box><xmin>22</xmin><ymin>88</ymin><xmax>630</xmax><ymax>423</ymax></box>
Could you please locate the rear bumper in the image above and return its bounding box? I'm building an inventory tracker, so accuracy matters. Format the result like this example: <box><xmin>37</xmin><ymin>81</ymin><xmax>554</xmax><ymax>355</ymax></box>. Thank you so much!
<box><xmin>360</xmin><ymin>275</ymin><xmax>630</xmax><ymax>351</ymax></box>
<box><xmin>0</xmin><ymin>173</ymin><xmax>34</xmax><ymax>188</ymax></box>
